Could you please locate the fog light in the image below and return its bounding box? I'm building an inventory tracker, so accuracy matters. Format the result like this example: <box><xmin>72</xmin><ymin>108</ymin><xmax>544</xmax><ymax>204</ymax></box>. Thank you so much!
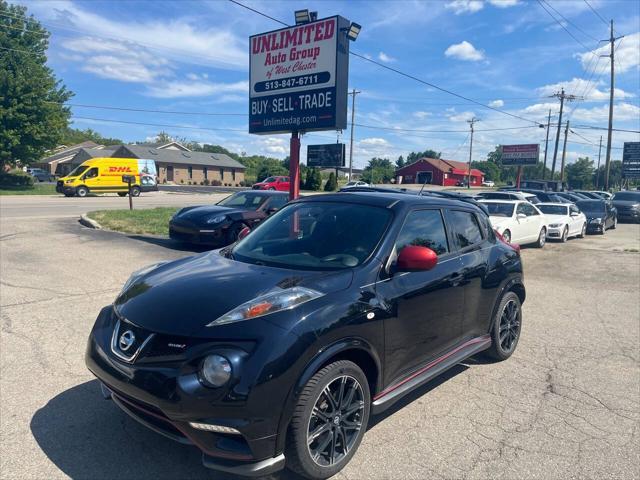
<box><xmin>199</xmin><ymin>354</ymin><xmax>232</xmax><ymax>388</ymax></box>
<box><xmin>189</xmin><ymin>422</ymin><xmax>240</xmax><ymax>434</ymax></box>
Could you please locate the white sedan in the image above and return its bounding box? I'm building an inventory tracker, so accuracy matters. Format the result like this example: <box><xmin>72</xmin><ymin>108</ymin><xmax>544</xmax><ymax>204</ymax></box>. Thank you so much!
<box><xmin>537</xmin><ymin>203</ymin><xmax>587</xmax><ymax>242</ymax></box>
<box><xmin>479</xmin><ymin>199</ymin><xmax>548</xmax><ymax>248</ymax></box>
<box><xmin>342</xmin><ymin>181</ymin><xmax>370</xmax><ymax>188</ymax></box>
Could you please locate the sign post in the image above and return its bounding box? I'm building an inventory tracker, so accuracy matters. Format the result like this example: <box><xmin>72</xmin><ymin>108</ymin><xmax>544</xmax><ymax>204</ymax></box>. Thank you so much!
<box><xmin>249</xmin><ymin>14</ymin><xmax>352</xmax><ymax>200</ymax></box>
<box><xmin>122</xmin><ymin>175</ymin><xmax>134</xmax><ymax>210</ymax></box>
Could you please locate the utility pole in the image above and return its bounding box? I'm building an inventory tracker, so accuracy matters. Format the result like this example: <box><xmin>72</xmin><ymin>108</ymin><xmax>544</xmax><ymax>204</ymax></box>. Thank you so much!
<box><xmin>542</xmin><ymin>109</ymin><xmax>552</xmax><ymax>179</ymax></box>
<box><xmin>466</xmin><ymin>117</ymin><xmax>479</xmax><ymax>189</ymax></box>
<box><xmin>602</xmin><ymin>20</ymin><xmax>624</xmax><ymax>191</ymax></box>
<box><xmin>348</xmin><ymin>89</ymin><xmax>361</xmax><ymax>181</ymax></box>
<box><xmin>595</xmin><ymin>135</ymin><xmax>603</xmax><ymax>188</ymax></box>
<box><xmin>560</xmin><ymin>120</ymin><xmax>569</xmax><ymax>182</ymax></box>
<box><xmin>549</xmin><ymin>89</ymin><xmax>582</xmax><ymax>179</ymax></box>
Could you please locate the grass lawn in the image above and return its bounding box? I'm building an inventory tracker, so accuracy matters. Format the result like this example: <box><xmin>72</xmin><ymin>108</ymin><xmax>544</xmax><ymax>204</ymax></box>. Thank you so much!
<box><xmin>87</xmin><ymin>207</ymin><xmax>179</xmax><ymax>236</ymax></box>
<box><xmin>0</xmin><ymin>184</ymin><xmax>57</xmax><ymax>195</ymax></box>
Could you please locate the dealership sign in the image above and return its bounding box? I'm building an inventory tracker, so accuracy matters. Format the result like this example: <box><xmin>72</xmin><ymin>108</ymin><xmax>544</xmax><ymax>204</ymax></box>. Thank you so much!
<box><xmin>622</xmin><ymin>142</ymin><xmax>640</xmax><ymax>178</ymax></box>
<box><xmin>501</xmin><ymin>144</ymin><xmax>539</xmax><ymax>166</ymax></box>
<box><xmin>249</xmin><ymin>16</ymin><xmax>350</xmax><ymax>134</ymax></box>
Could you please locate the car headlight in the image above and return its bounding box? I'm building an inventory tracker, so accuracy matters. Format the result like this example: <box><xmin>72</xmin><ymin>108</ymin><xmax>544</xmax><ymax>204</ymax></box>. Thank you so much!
<box><xmin>549</xmin><ymin>223</ymin><xmax>563</xmax><ymax>228</ymax></box>
<box><xmin>209</xmin><ymin>287</ymin><xmax>323</xmax><ymax>326</ymax></box>
<box><xmin>206</xmin><ymin>214</ymin><xmax>227</xmax><ymax>224</ymax></box>
<box><xmin>65</xmin><ymin>179</ymin><xmax>74</xmax><ymax>184</ymax></box>
<box><xmin>199</xmin><ymin>354</ymin><xmax>232</xmax><ymax>388</ymax></box>
<box><xmin>119</xmin><ymin>262</ymin><xmax>168</xmax><ymax>297</ymax></box>
<box><xmin>590</xmin><ymin>218</ymin><xmax>602</xmax><ymax>224</ymax></box>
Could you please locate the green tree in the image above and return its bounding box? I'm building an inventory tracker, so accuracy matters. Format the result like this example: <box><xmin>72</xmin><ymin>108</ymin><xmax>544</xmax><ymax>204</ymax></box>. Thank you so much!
<box><xmin>406</xmin><ymin>150</ymin><xmax>441</xmax><ymax>163</ymax></box>
<box><xmin>396</xmin><ymin>155</ymin><xmax>405</xmax><ymax>169</ymax></box>
<box><xmin>471</xmin><ymin>161</ymin><xmax>501</xmax><ymax>182</ymax></box>
<box><xmin>61</xmin><ymin>127</ymin><xmax>122</xmax><ymax>146</ymax></box>
<box><xmin>362</xmin><ymin>157</ymin><xmax>395</xmax><ymax>184</ymax></box>
<box><xmin>304</xmin><ymin>167</ymin><xmax>322</xmax><ymax>190</ymax></box>
<box><xmin>594</xmin><ymin>160</ymin><xmax>624</xmax><ymax>190</ymax></box>
<box><xmin>1</xmin><ymin>1</ymin><xmax>73</xmax><ymax>167</ymax></box>
<box><xmin>565</xmin><ymin>157</ymin><xmax>594</xmax><ymax>189</ymax></box>
<box><xmin>487</xmin><ymin>145</ymin><xmax>502</xmax><ymax>164</ymax></box>
<box><xmin>324</xmin><ymin>171</ymin><xmax>337</xmax><ymax>191</ymax></box>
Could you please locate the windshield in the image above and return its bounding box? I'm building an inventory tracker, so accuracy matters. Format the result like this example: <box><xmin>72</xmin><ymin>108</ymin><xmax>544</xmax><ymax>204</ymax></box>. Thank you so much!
<box><xmin>576</xmin><ymin>200</ymin><xmax>605</xmax><ymax>213</ymax></box>
<box><xmin>612</xmin><ymin>191</ymin><xmax>640</xmax><ymax>202</ymax></box>
<box><xmin>232</xmin><ymin>202</ymin><xmax>392</xmax><ymax>270</ymax></box>
<box><xmin>482</xmin><ymin>202</ymin><xmax>514</xmax><ymax>217</ymax></box>
<box><xmin>478</xmin><ymin>192</ymin><xmax>514</xmax><ymax>200</ymax></box>
<box><xmin>538</xmin><ymin>205</ymin><xmax>568</xmax><ymax>216</ymax></box>
<box><xmin>218</xmin><ymin>192</ymin><xmax>270</xmax><ymax>208</ymax></box>
<box><xmin>67</xmin><ymin>165</ymin><xmax>89</xmax><ymax>178</ymax></box>
<box><xmin>262</xmin><ymin>177</ymin><xmax>276</xmax><ymax>183</ymax></box>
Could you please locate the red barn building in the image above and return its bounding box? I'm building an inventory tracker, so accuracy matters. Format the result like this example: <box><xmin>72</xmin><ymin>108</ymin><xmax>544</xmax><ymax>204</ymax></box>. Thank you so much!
<box><xmin>395</xmin><ymin>158</ymin><xmax>484</xmax><ymax>187</ymax></box>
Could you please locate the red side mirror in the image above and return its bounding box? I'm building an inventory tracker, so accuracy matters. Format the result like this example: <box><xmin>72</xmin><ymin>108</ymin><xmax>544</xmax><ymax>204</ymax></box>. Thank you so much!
<box><xmin>238</xmin><ymin>226</ymin><xmax>251</xmax><ymax>240</ymax></box>
<box><xmin>396</xmin><ymin>246</ymin><xmax>438</xmax><ymax>272</ymax></box>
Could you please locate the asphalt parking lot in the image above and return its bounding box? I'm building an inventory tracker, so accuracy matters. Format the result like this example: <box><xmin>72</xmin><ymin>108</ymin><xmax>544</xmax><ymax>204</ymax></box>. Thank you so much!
<box><xmin>1</xmin><ymin>194</ymin><xmax>639</xmax><ymax>480</ymax></box>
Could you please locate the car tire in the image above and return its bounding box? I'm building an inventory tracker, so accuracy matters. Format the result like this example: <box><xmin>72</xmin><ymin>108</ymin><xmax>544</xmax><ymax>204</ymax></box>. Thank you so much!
<box><xmin>130</xmin><ymin>186</ymin><xmax>141</xmax><ymax>197</ymax></box>
<box><xmin>535</xmin><ymin>227</ymin><xmax>546</xmax><ymax>248</ymax></box>
<box><xmin>561</xmin><ymin>226</ymin><xmax>568</xmax><ymax>243</ymax></box>
<box><xmin>269</xmin><ymin>187</ymin><xmax>276</xmax><ymax>190</ymax></box>
<box><xmin>578</xmin><ymin>223</ymin><xmax>586</xmax><ymax>238</ymax></box>
<box><xmin>502</xmin><ymin>229</ymin><xmax>512</xmax><ymax>244</ymax></box>
<box><xmin>225</xmin><ymin>223</ymin><xmax>245</xmax><ymax>244</ymax></box>
<box><xmin>64</xmin><ymin>193</ymin><xmax>74</xmax><ymax>198</ymax></box>
<box><xmin>484</xmin><ymin>291</ymin><xmax>522</xmax><ymax>361</ymax></box>
<box><xmin>76</xmin><ymin>186</ymin><xmax>89</xmax><ymax>197</ymax></box>
<box><xmin>286</xmin><ymin>360</ymin><xmax>370</xmax><ymax>480</ymax></box>
<box><xmin>117</xmin><ymin>192</ymin><xmax>127</xmax><ymax>197</ymax></box>
<box><xmin>611</xmin><ymin>217</ymin><xmax>617</xmax><ymax>230</ymax></box>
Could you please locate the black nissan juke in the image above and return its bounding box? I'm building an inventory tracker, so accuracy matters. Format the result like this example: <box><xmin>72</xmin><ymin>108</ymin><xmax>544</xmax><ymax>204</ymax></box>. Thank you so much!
<box><xmin>86</xmin><ymin>190</ymin><xmax>525</xmax><ymax>479</ymax></box>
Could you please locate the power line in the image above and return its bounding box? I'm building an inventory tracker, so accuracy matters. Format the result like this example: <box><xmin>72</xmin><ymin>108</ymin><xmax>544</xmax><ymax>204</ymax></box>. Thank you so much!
<box><xmin>72</xmin><ymin>116</ymin><xmax>247</xmax><ymax>133</ymax></box>
<box><xmin>583</xmin><ymin>0</ymin><xmax>609</xmax><ymax>27</ymax></box>
<box><xmin>541</xmin><ymin>0</ymin><xmax>600</xmax><ymax>42</ymax></box>
<box><xmin>227</xmin><ymin>0</ymin><xmax>288</xmax><ymax>26</ymax></box>
<box><xmin>51</xmin><ymin>102</ymin><xmax>247</xmax><ymax>117</ymax></box>
<box><xmin>354</xmin><ymin>122</ymin><xmax>541</xmax><ymax>134</ymax></box>
<box><xmin>536</xmin><ymin>0</ymin><xmax>598</xmax><ymax>55</ymax></box>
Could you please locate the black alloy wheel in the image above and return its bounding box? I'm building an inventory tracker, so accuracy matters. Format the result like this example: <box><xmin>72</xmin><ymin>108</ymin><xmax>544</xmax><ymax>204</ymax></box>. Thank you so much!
<box><xmin>287</xmin><ymin>360</ymin><xmax>370</xmax><ymax>480</ymax></box>
<box><xmin>485</xmin><ymin>291</ymin><xmax>522</xmax><ymax>361</ymax></box>
<box><xmin>130</xmin><ymin>186</ymin><xmax>141</xmax><ymax>197</ymax></box>
<box><xmin>226</xmin><ymin>223</ymin><xmax>245</xmax><ymax>244</ymax></box>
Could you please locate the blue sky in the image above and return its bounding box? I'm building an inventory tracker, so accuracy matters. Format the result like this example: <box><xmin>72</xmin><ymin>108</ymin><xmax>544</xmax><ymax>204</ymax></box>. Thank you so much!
<box><xmin>17</xmin><ymin>0</ymin><xmax>640</xmax><ymax>168</ymax></box>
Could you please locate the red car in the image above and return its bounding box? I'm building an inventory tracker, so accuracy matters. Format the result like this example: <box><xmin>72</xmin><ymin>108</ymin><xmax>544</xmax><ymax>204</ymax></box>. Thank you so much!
<box><xmin>252</xmin><ymin>176</ymin><xmax>290</xmax><ymax>191</ymax></box>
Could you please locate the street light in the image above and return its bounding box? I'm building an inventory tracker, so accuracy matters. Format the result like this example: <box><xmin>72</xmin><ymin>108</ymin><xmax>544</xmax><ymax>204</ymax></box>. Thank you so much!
<box><xmin>295</xmin><ymin>9</ymin><xmax>317</xmax><ymax>24</ymax></box>
<box><xmin>345</xmin><ymin>22</ymin><xmax>361</xmax><ymax>41</ymax></box>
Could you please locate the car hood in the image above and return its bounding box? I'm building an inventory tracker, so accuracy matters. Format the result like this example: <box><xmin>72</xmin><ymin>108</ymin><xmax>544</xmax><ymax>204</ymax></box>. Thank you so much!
<box><xmin>173</xmin><ymin>205</ymin><xmax>243</xmax><ymax>222</ymax></box>
<box><xmin>612</xmin><ymin>200</ymin><xmax>640</xmax><ymax>208</ymax></box>
<box><xmin>113</xmin><ymin>252</ymin><xmax>353</xmax><ymax>336</ymax></box>
<box><xmin>544</xmin><ymin>214</ymin><xmax>568</xmax><ymax>224</ymax></box>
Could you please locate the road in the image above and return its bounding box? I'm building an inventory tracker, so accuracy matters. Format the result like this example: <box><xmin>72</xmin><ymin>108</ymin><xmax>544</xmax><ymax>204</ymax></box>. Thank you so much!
<box><xmin>0</xmin><ymin>195</ymin><xmax>639</xmax><ymax>480</ymax></box>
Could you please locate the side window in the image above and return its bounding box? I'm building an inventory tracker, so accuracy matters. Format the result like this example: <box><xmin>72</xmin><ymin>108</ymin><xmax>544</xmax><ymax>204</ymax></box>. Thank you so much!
<box><xmin>516</xmin><ymin>203</ymin><xmax>527</xmax><ymax>216</ymax></box>
<box><xmin>268</xmin><ymin>195</ymin><xmax>288</xmax><ymax>209</ymax></box>
<box><xmin>523</xmin><ymin>203</ymin><xmax>539</xmax><ymax>216</ymax></box>
<box><xmin>570</xmin><ymin>205</ymin><xmax>579</xmax><ymax>215</ymax></box>
<box><xmin>446</xmin><ymin>210</ymin><xmax>484</xmax><ymax>249</ymax></box>
<box><xmin>395</xmin><ymin>210</ymin><xmax>449</xmax><ymax>256</ymax></box>
<box><xmin>84</xmin><ymin>167</ymin><xmax>98</xmax><ymax>179</ymax></box>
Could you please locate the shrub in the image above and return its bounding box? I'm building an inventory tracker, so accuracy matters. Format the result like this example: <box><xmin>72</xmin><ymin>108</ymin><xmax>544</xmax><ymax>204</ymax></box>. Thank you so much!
<box><xmin>211</xmin><ymin>179</ymin><xmax>222</xmax><ymax>186</ymax></box>
<box><xmin>180</xmin><ymin>179</ymin><xmax>184</xmax><ymax>184</ymax></box>
<box><xmin>324</xmin><ymin>172</ymin><xmax>337</xmax><ymax>191</ymax></box>
<box><xmin>0</xmin><ymin>170</ymin><xmax>35</xmax><ymax>187</ymax></box>
<box><xmin>203</xmin><ymin>179</ymin><xmax>210</xmax><ymax>186</ymax></box>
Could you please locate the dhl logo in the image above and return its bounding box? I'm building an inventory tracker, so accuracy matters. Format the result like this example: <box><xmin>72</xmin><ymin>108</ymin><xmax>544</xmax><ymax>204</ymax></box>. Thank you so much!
<box><xmin>108</xmin><ymin>166</ymin><xmax>133</xmax><ymax>173</ymax></box>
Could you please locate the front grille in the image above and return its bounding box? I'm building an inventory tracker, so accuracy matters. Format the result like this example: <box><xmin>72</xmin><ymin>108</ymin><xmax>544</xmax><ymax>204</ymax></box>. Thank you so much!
<box><xmin>111</xmin><ymin>317</ymin><xmax>155</xmax><ymax>363</ymax></box>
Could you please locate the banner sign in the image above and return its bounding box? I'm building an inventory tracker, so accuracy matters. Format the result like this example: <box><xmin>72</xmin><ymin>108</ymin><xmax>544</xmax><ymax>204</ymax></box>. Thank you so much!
<box><xmin>622</xmin><ymin>142</ymin><xmax>640</xmax><ymax>178</ymax></box>
<box><xmin>307</xmin><ymin>143</ymin><xmax>346</xmax><ymax>167</ymax></box>
<box><xmin>249</xmin><ymin>16</ymin><xmax>350</xmax><ymax>134</ymax></box>
<box><xmin>501</xmin><ymin>144</ymin><xmax>539</xmax><ymax>166</ymax></box>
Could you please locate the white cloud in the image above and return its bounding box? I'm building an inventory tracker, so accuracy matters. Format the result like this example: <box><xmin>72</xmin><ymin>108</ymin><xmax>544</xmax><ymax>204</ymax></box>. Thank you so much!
<box><xmin>445</xmin><ymin>0</ymin><xmax>484</xmax><ymax>14</ymax></box>
<box><xmin>360</xmin><ymin>138</ymin><xmax>390</xmax><ymax>146</ymax></box>
<box><xmin>413</xmin><ymin>111</ymin><xmax>432</xmax><ymax>119</ymax></box>
<box><xmin>145</xmin><ymin>80</ymin><xmax>248</xmax><ymax>98</ymax></box>
<box><xmin>378</xmin><ymin>52</ymin><xmax>396</xmax><ymax>63</ymax></box>
<box><xmin>445</xmin><ymin>41</ymin><xmax>485</xmax><ymax>61</ymax></box>
<box><xmin>571</xmin><ymin>103</ymin><xmax>640</xmax><ymax>123</ymax></box>
<box><xmin>488</xmin><ymin>99</ymin><xmax>504</xmax><ymax>107</ymax></box>
<box><xmin>448</xmin><ymin>110</ymin><xmax>475</xmax><ymax>122</ymax></box>
<box><xmin>536</xmin><ymin>78</ymin><xmax>636</xmax><ymax>101</ymax></box>
<box><xmin>487</xmin><ymin>0</ymin><xmax>519</xmax><ymax>7</ymax></box>
<box><xmin>578</xmin><ymin>32</ymin><xmax>640</xmax><ymax>74</ymax></box>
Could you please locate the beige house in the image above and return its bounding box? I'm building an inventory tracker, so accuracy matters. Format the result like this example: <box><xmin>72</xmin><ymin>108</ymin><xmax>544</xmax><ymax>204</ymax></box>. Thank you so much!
<box><xmin>111</xmin><ymin>145</ymin><xmax>246</xmax><ymax>186</ymax></box>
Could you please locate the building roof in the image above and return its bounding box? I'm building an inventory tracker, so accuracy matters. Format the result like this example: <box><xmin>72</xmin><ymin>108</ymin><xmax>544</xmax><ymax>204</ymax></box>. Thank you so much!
<box><xmin>39</xmin><ymin>141</ymin><xmax>101</xmax><ymax>164</ymax></box>
<box><xmin>112</xmin><ymin>145</ymin><xmax>246</xmax><ymax>170</ymax></box>
<box><xmin>396</xmin><ymin>157</ymin><xmax>484</xmax><ymax>177</ymax></box>
<box><xmin>68</xmin><ymin>147</ymin><xmax>118</xmax><ymax>165</ymax></box>
<box><xmin>131</xmin><ymin>141</ymin><xmax>191</xmax><ymax>151</ymax></box>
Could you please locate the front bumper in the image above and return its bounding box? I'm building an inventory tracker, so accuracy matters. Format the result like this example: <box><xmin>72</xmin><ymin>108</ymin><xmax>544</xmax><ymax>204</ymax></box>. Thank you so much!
<box><xmin>586</xmin><ymin>222</ymin><xmax>605</xmax><ymax>233</ymax></box>
<box><xmin>616</xmin><ymin>211</ymin><xmax>640</xmax><ymax>222</ymax></box>
<box><xmin>84</xmin><ymin>306</ymin><xmax>288</xmax><ymax>474</ymax></box>
<box><xmin>169</xmin><ymin>222</ymin><xmax>227</xmax><ymax>246</ymax></box>
<box><xmin>56</xmin><ymin>182</ymin><xmax>76</xmax><ymax>195</ymax></box>
<box><xmin>546</xmin><ymin>226</ymin><xmax>564</xmax><ymax>239</ymax></box>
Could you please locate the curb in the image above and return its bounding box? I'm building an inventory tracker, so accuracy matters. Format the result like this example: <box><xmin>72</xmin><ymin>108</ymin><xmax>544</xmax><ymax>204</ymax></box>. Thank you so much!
<box><xmin>79</xmin><ymin>214</ymin><xmax>102</xmax><ymax>229</ymax></box>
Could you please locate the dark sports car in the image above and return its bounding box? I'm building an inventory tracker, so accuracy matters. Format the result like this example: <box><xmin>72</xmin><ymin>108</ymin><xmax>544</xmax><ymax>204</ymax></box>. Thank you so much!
<box><xmin>575</xmin><ymin>199</ymin><xmax>617</xmax><ymax>234</ymax></box>
<box><xmin>169</xmin><ymin>191</ymin><xmax>289</xmax><ymax>246</ymax></box>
